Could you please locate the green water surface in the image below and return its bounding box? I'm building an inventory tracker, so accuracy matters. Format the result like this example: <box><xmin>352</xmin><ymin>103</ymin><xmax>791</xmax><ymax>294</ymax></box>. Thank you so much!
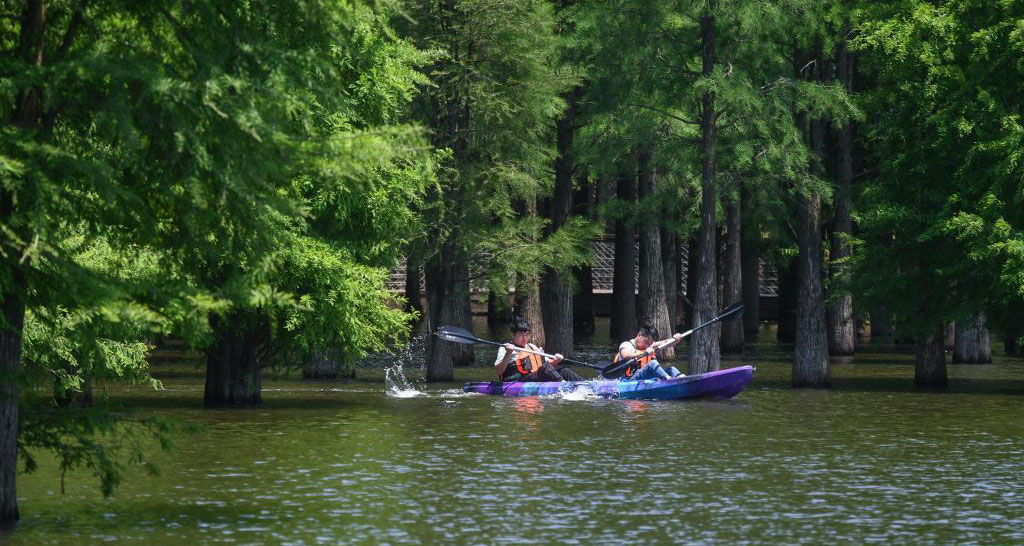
<box><xmin>5</xmin><ymin>323</ymin><xmax>1024</xmax><ymax>545</ymax></box>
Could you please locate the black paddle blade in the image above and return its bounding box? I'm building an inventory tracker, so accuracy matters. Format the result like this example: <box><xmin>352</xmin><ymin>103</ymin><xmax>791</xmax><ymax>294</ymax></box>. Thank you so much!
<box><xmin>435</xmin><ymin>325</ymin><xmax>478</xmax><ymax>344</ymax></box>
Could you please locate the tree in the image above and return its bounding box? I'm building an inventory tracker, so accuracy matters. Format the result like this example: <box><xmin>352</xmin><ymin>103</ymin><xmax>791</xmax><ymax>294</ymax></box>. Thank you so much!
<box><xmin>403</xmin><ymin>0</ymin><xmax>592</xmax><ymax>380</ymax></box>
<box><xmin>1</xmin><ymin>0</ymin><xmax>433</xmax><ymax>520</ymax></box>
<box><xmin>854</xmin><ymin>0</ymin><xmax>1024</xmax><ymax>387</ymax></box>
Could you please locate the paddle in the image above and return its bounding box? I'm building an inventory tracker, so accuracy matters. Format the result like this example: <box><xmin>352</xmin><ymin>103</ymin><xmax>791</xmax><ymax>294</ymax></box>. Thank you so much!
<box><xmin>600</xmin><ymin>301</ymin><xmax>745</xmax><ymax>379</ymax></box>
<box><xmin>435</xmin><ymin>325</ymin><xmax>608</xmax><ymax>371</ymax></box>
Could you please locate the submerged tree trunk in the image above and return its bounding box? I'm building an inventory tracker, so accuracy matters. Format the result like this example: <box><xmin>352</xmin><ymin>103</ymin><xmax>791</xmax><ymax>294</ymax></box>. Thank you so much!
<box><xmin>540</xmin><ymin>86</ymin><xmax>582</xmax><ymax>355</ymax></box>
<box><xmin>828</xmin><ymin>33</ymin><xmax>855</xmax><ymax>356</ymax></box>
<box><xmin>572</xmin><ymin>171</ymin><xmax>596</xmax><ymax>336</ymax></box>
<box><xmin>915</xmin><ymin>325</ymin><xmax>948</xmax><ymax>388</ymax></box>
<box><xmin>611</xmin><ymin>169</ymin><xmax>638</xmax><ymax>341</ymax></box>
<box><xmin>204</xmin><ymin>315</ymin><xmax>266</xmax><ymax>407</ymax></box>
<box><xmin>777</xmin><ymin>257</ymin><xmax>798</xmax><ymax>342</ymax></box>
<box><xmin>721</xmin><ymin>190</ymin><xmax>743</xmax><ymax>353</ymax></box>
<box><xmin>953</xmin><ymin>311</ymin><xmax>992</xmax><ymax>364</ymax></box>
<box><xmin>792</xmin><ymin>67</ymin><xmax>830</xmax><ymax>387</ymax></box>
<box><xmin>637</xmin><ymin>146</ymin><xmax>674</xmax><ymax>360</ymax></box>
<box><xmin>0</xmin><ymin>288</ymin><xmax>25</xmax><ymax>524</ymax></box>
<box><xmin>690</xmin><ymin>10</ymin><xmax>720</xmax><ymax>374</ymax></box>
<box><xmin>425</xmin><ymin>236</ymin><xmax>473</xmax><ymax>381</ymax></box>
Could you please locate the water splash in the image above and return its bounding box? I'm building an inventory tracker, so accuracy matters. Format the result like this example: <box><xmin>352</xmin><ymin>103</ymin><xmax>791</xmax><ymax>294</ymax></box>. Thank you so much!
<box><xmin>384</xmin><ymin>333</ymin><xmax>430</xmax><ymax>398</ymax></box>
<box><xmin>558</xmin><ymin>383</ymin><xmax>600</xmax><ymax>401</ymax></box>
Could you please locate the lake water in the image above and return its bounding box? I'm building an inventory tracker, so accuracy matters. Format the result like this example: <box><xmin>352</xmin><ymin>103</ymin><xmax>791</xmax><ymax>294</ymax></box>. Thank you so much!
<box><xmin>5</xmin><ymin>321</ymin><xmax>1024</xmax><ymax>544</ymax></box>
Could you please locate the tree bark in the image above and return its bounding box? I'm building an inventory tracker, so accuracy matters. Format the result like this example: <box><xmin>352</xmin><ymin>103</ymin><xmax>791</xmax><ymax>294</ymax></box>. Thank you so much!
<box><xmin>637</xmin><ymin>145</ymin><xmax>674</xmax><ymax>360</ymax></box>
<box><xmin>915</xmin><ymin>325</ymin><xmax>948</xmax><ymax>388</ymax></box>
<box><xmin>792</xmin><ymin>51</ymin><xmax>830</xmax><ymax>386</ymax></box>
<box><xmin>424</xmin><ymin>236</ymin><xmax>473</xmax><ymax>381</ymax></box>
<box><xmin>828</xmin><ymin>31</ymin><xmax>855</xmax><ymax>356</ymax></box>
<box><xmin>572</xmin><ymin>171</ymin><xmax>596</xmax><ymax>336</ymax></box>
<box><xmin>516</xmin><ymin>273</ymin><xmax>546</xmax><ymax>348</ymax></box>
<box><xmin>2</xmin><ymin>0</ymin><xmax>47</xmax><ymax>522</ymax></box>
<box><xmin>0</xmin><ymin>288</ymin><xmax>25</xmax><ymax>524</ymax></box>
<box><xmin>689</xmin><ymin>9</ymin><xmax>720</xmax><ymax>374</ymax></box>
<box><xmin>204</xmin><ymin>315</ymin><xmax>265</xmax><ymax>407</ymax></box>
<box><xmin>611</xmin><ymin>169</ymin><xmax>638</xmax><ymax>341</ymax></box>
<box><xmin>721</xmin><ymin>189</ymin><xmax>743</xmax><ymax>353</ymax></box>
<box><xmin>953</xmin><ymin>311</ymin><xmax>992</xmax><ymax>364</ymax></box>
<box><xmin>540</xmin><ymin>86</ymin><xmax>583</xmax><ymax>355</ymax></box>
<box><xmin>777</xmin><ymin>257</ymin><xmax>797</xmax><ymax>342</ymax></box>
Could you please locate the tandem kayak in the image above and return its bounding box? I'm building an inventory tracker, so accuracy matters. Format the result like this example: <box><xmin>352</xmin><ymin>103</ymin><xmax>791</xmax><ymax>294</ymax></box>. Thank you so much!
<box><xmin>463</xmin><ymin>365</ymin><xmax>754</xmax><ymax>401</ymax></box>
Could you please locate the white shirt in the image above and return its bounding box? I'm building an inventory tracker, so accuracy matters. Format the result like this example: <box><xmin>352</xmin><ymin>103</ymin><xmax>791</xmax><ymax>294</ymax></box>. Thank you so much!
<box><xmin>495</xmin><ymin>343</ymin><xmax>544</xmax><ymax>367</ymax></box>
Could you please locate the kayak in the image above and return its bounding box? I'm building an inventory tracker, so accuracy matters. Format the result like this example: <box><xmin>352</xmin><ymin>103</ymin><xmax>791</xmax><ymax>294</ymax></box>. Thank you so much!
<box><xmin>463</xmin><ymin>365</ymin><xmax>754</xmax><ymax>401</ymax></box>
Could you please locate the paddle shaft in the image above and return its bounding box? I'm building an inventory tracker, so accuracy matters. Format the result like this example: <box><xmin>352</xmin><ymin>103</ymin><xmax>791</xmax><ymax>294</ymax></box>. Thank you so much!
<box><xmin>437</xmin><ymin>329</ymin><xmax>603</xmax><ymax>370</ymax></box>
<box><xmin>602</xmin><ymin>302</ymin><xmax>744</xmax><ymax>377</ymax></box>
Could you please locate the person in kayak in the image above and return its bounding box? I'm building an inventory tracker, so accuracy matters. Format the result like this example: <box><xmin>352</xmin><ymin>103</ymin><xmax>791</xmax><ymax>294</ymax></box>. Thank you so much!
<box><xmin>614</xmin><ymin>323</ymin><xmax>685</xmax><ymax>380</ymax></box>
<box><xmin>495</xmin><ymin>317</ymin><xmax>584</xmax><ymax>382</ymax></box>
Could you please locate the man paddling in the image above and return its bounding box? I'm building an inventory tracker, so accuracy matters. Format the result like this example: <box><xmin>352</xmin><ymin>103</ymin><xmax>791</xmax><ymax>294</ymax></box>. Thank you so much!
<box><xmin>495</xmin><ymin>318</ymin><xmax>584</xmax><ymax>382</ymax></box>
<box><xmin>613</xmin><ymin>323</ymin><xmax>685</xmax><ymax>381</ymax></box>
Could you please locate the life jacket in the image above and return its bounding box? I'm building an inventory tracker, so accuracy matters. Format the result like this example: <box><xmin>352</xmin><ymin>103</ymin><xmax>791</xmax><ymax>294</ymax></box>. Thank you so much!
<box><xmin>614</xmin><ymin>341</ymin><xmax>655</xmax><ymax>379</ymax></box>
<box><xmin>501</xmin><ymin>346</ymin><xmax>543</xmax><ymax>380</ymax></box>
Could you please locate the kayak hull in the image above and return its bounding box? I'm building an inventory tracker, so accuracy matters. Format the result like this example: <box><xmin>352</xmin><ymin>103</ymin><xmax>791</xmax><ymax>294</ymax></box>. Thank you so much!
<box><xmin>463</xmin><ymin>365</ymin><xmax>754</xmax><ymax>400</ymax></box>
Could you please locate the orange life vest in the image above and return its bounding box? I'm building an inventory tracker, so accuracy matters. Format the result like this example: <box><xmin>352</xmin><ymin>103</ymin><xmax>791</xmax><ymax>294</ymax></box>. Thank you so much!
<box><xmin>501</xmin><ymin>346</ymin><xmax>543</xmax><ymax>380</ymax></box>
<box><xmin>614</xmin><ymin>342</ymin><xmax>655</xmax><ymax>379</ymax></box>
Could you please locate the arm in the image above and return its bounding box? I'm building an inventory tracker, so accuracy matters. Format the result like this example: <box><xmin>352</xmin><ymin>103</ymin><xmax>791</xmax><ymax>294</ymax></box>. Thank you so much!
<box><xmin>532</xmin><ymin>344</ymin><xmax>564</xmax><ymax>366</ymax></box>
<box><xmin>618</xmin><ymin>341</ymin><xmax>649</xmax><ymax>360</ymax></box>
<box><xmin>494</xmin><ymin>344</ymin><xmax>515</xmax><ymax>378</ymax></box>
<box><xmin>654</xmin><ymin>333</ymin><xmax>685</xmax><ymax>351</ymax></box>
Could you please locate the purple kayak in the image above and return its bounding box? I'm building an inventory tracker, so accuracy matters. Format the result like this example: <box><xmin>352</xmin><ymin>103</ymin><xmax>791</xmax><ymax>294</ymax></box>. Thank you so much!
<box><xmin>463</xmin><ymin>365</ymin><xmax>754</xmax><ymax>401</ymax></box>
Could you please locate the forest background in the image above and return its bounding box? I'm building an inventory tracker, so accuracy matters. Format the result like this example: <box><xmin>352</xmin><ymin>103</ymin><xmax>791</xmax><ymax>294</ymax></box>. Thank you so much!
<box><xmin>1</xmin><ymin>0</ymin><xmax>1022</xmax><ymax>524</ymax></box>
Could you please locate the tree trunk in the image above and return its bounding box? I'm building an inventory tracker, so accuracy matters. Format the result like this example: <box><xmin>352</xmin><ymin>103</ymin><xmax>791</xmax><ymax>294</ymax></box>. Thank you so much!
<box><xmin>204</xmin><ymin>315</ymin><xmax>265</xmax><ymax>407</ymax></box>
<box><xmin>777</xmin><ymin>257</ymin><xmax>798</xmax><ymax>342</ymax></box>
<box><xmin>404</xmin><ymin>260</ymin><xmax>423</xmax><ymax>329</ymax></box>
<box><xmin>516</xmin><ymin>273</ymin><xmax>546</xmax><ymax>348</ymax></box>
<box><xmin>721</xmin><ymin>189</ymin><xmax>743</xmax><ymax>353</ymax></box>
<box><xmin>541</xmin><ymin>86</ymin><xmax>582</xmax><ymax>355</ymax></box>
<box><xmin>828</xmin><ymin>31</ymin><xmax>855</xmax><ymax>356</ymax></box>
<box><xmin>637</xmin><ymin>145</ymin><xmax>674</xmax><ymax>360</ymax></box>
<box><xmin>915</xmin><ymin>325</ymin><xmax>948</xmax><ymax>388</ymax></box>
<box><xmin>572</xmin><ymin>170</ymin><xmax>596</xmax><ymax>336</ymax></box>
<box><xmin>740</xmin><ymin>185</ymin><xmax>760</xmax><ymax>335</ymax></box>
<box><xmin>0</xmin><ymin>289</ymin><xmax>25</xmax><ymax>524</ymax></box>
<box><xmin>424</xmin><ymin>237</ymin><xmax>473</xmax><ymax>381</ymax></box>
<box><xmin>953</xmin><ymin>311</ymin><xmax>992</xmax><ymax>364</ymax></box>
<box><xmin>792</xmin><ymin>63</ymin><xmax>830</xmax><ymax>387</ymax></box>
<box><xmin>689</xmin><ymin>10</ymin><xmax>720</xmax><ymax>374</ymax></box>
<box><xmin>2</xmin><ymin>0</ymin><xmax>46</xmax><ymax>522</ymax></box>
<box><xmin>611</xmin><ymin>169</ymin><xmax>638</xmax><ymax>341</ymax></box>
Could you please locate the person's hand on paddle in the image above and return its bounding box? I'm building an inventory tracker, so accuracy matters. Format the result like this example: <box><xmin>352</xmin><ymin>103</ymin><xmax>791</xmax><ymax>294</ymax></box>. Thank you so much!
<box><xmin>673</xmin><ymin>333</ymin><xmax>684</xmax><ymax>342</ymax></box>
<box><xmin>550</xmin><ymin>353</ymin><xmax>564</xmax><ymax>365</ymax></box>
<box><xmin>504</xmin><ymin>342</ymin><xmax>516</xmax><ymax>351</ymax></box>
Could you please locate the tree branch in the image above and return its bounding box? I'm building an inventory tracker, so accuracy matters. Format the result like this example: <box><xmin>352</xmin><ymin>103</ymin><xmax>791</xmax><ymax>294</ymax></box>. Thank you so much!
<box><xmin>54</xmin><ymin>0</ymin><xmax>89</xmax><ymax>62</ymax></box>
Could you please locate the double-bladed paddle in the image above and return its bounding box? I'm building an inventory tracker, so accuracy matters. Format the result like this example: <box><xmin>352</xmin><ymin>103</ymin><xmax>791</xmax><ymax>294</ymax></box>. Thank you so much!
<box><xmin>599</xmin><ymin>301</ymin><xmax>745</xmax><ymax>379</ymax></box>
<box><xmin>435</xmin><ymin>326</ymin><xmax>609</xmax><ymax>370</ymax></box>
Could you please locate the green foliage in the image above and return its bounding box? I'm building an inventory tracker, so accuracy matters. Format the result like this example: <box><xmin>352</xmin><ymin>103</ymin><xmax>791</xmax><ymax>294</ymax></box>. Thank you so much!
<box><xmin>853</xmin><ymin>0</ymin><xmax>1024</xmax><ymax>332</ymax></box>
<box><xmin>400</xmin><ymin>0</ymin><xmax>594</xmax><ymax>288</ymax></box>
